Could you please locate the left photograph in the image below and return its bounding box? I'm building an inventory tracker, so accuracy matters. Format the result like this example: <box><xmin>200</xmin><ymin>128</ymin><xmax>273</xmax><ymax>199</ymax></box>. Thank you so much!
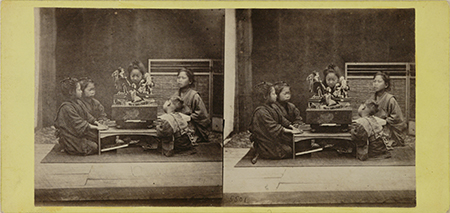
<box><xmin>34</xmin><ymin>8</ymin><xmax>224</xmax><ymax>205</ymax></box>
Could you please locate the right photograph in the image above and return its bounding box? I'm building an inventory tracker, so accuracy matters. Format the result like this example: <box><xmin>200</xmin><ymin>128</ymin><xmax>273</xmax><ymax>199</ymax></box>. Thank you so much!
<box><xmin>223</xmin><ymin>9</ymin><xmax>415</xmax><ymax>206</ymax></box>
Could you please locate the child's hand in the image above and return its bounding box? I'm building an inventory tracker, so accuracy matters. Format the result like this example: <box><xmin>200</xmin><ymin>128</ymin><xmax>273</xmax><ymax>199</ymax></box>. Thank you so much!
<box><xmin>283</xmin><ymin>128</ymin><xmax>292</xmax><ymax>134</ymax></box>
<box><xmin>292</xmin><ymin>128</ymin><xmax>303</xmax><ymax>134</ymax></box>
<box><xmin>284</xmin><ymin>127</ymin><xmax>300</xmax><ymax>134</ymax></box>
<box><xmin>97</xmin><ymin>124</ymin><xmax>108</xmax><ymax>131</ymax></box>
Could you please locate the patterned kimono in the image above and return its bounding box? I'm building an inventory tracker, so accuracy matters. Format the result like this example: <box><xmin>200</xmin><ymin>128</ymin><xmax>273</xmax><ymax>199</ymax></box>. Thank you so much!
<box><xmin>272</xmin><ymin>101</ymin><xmax>303</xmax><ymax>126</ymax></box>
<box><xmin>176</xmin><ymin>88</ymin><xmax>211</xmax><ymax>142</ymax></box>
<box><xmin>156</xmin><ymin>113</ymin><xmax>193</xmax><ymax>156</ymax></box>
<box><xmin>249</xmin><ymin>104</ymin><xmax>293</xmax><ymax>160</ymax></box>
<box><xmin>372</xmin><ymin>92</ymin><xmax>407</xmax><ymax>146</ymax></box>
<box><xmin>54</xmin><ymin>99</ymin><xmax>98</xmax><ymax>155</ymax></box>
<box><xmin>78</xmin><ymin>98</ymin><xmax>107</xmax><ymax>121</ymax></box>
<box><xmin>351</xmin><ymin>116</ymin><xmax>388</xmax><ymax>160</ymax></box>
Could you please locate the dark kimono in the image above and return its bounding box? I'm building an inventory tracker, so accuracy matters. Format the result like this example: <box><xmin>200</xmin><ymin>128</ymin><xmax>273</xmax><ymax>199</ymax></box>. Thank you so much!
<box><xmin>54</xmin><ymin>99</ymin><xmax>98</xmax><ymax>155</ymax></box>
<box><xmin>176</xmin><ymin>88</ymin><xmax>211</xmax><ymax>142</ymax></box>
<box><xmin>249</xmin><ymin>104</ymin><xmax>293</xmax><ymax>160</ymax></box>
<box><xmin>78</xmin><ymin>98</ymin><xmax>107</xmax><ymax>121</ymax></box>
<box><xmin>156</xmin><ymin>113</ymin><xmax>193</xmax><ymax>156</ymax></box>
<box><xmin>372</xmin><ymin>92</ymin><xmax>407</xmax><ymax>146</ymax></box>
<box><xmin>351</xmin><ymin>116</ymin><xmax>388</xmax><ymax>160</ymax></box>
<box><xmin>272</xmin><ymin>101</ymin><xmax>303</xmax><ymax>126</ymax></box>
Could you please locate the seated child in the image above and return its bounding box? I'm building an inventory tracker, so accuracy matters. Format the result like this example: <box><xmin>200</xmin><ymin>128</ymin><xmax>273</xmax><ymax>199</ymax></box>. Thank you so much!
<box><xmin>78</xmin><ymin>77</ymin><xmax>108</xmax><ymax>123</ymax></box>
<box><xmin>156</xmin><ymin>96</ymin><xmax>196</xmax><ymax>157</ymax></box>
<box><xmin>321</xmin><ymin>64</ymin><xmax>342</xmax><ymax>106</ymax></box>
<box><xmin>127</xmin><ymin>60</ymin><xmax>154</xmax><ymax>101</ymax></box>
<box><xmin>371</xmin><ymin>71</ymin><xmax>407</xmax><ymax>147</ymax></box>
<box><xmin>175</xmin><ymin>68</ymin><xmax>211</xmax><ymax>143</ymax></box>
<box><xmin>322</xmin><ymin>64</ymin><xmax>340</xmax><ymax>94</ymax></box>
<box><xmin>351</xmin><ymin>100</ymin><xmax>390</xmax><ymax>161</ymax></box>
<box><xmin>54</xmin><ymin>77</ymin><xmax>108</xmax><ymax>155</ymax></box>
<box><xmin>249</xmin><ymin>82</ymin><xmax>300</xmax><ymax>163</ymax></box>
<box><xmin>272</xmin><ymin>81</ymin><xmax>303</xmax><ymax>128</ymax></box>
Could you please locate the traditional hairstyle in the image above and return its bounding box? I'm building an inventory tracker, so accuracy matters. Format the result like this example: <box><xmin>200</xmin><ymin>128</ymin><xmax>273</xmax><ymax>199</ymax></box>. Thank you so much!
<box><xmin>60</xmin><ymin>77</ymin><xmax>79</xmax><ymax>98</ymax></box>
<box><xmin>169</xmin><ymin>96</ymin><xmax>184</xmax><ymax>112</ymax></box>
<box><xmin>374</xmin><ymin>71</ymin><xmax>391</xmax><ymax>91</ymax></box>
<box><xmin>364</xmin><ymin>99</ymin><xmax>379</xmax><ymax>116</ymax></box>
<box><xmin>273</xmin><ymin>81</ymin><xmax>290</xmax><ymax>101</ymax></box>
<box><xmin>127</xmin><ymin>60</ymin><xmax>147</xmax><ymax>77</ymax></box>
<box><xmin>78</xmin><ymin>77</ymin><xmax>95</xmax><ymax>92</ymax></box>
<box><xmin>253</xmin><ymin>82</ymin><xmax>274</xmax><ymax>105</ymax></box>
<box><xmin>322</xmin><ymin>64</ymin><xmax>341</xmax><ymax>87</ymax></box>
<box><xmin>177</xmin><ymin>67</ymin><xmax>195</xmax><ymax>88</ymax></box>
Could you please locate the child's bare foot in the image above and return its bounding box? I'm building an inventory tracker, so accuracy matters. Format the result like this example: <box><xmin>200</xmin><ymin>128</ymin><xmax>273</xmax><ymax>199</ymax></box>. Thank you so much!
<box><xmin>311</xmin><ymin>142</ymin><xmax>321</xmax><ymax>148</ymax></box>
<box><xmin>164</xmin><ymin>150</ymin><xmax>174</xmax><ymax>157</ymax></box>
<box><xmin>251</xmin><ymin>153</ymin><xmax>259</xmax><ymax>164</ymax></box>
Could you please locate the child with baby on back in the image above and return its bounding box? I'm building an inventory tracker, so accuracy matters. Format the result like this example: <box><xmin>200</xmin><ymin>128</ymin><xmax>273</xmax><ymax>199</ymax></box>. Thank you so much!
<box><xmin>249</xmin><ymin>82</ymin><xmax>301</xmax><ymax>164</ymax></box>
<box><xmin>54</xmin><ymin>77</ymin><xmax>108</xmax><ymax>155</ymax></box>
<box><xmin>156</xmin><ymin>96</ymin><xmax>196</xmax><ymax>157</ymax></box>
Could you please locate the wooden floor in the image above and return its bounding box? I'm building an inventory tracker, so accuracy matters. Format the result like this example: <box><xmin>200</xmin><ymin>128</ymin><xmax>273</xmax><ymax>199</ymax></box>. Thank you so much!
<box><xmin>223</xmin><ymin>148</ymin><xmax>416</xmax><ymax>206</ymax></box>
<box><xmin>36</xmin><ymin>144</ymin><xmax>416</xmax><ymax>206</ymax></box>
<box><xmin>35</xmin><ymin>144</ymin><xmax>223</xmax><ymax>205</ymax></box>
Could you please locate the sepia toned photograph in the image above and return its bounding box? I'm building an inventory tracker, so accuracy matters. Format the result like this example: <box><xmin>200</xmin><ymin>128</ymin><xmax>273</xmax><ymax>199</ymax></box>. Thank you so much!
<box><xmin>34</xmin><ymin>8</ymin><xmax>224</xmax><ymax>206</ymax></box>
<box><xmin>33</xmin><ymin>6</ymin><xmax>416</xmax><ymax>207</ymax></box>
<box><xmin>222</xmin><ymin>9</ymin><xmax>416</xmax><ymax>206</ymax></box>
<box><xmin>3</xmin><ymin>0</ymin><xmax>450</xmax><ymax>212</ymax></box>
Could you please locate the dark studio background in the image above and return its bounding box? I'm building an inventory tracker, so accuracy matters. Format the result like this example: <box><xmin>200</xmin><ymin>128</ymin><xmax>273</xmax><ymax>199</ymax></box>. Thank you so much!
<box><xmin>234</xmin><ymin>9</ymin><xmax>415</xmax><ymax>131</ymax></box>
<box><xmin>36</xmin><ymin>8</ymin><xmax>225</xmax><ymax>129</ymax></box>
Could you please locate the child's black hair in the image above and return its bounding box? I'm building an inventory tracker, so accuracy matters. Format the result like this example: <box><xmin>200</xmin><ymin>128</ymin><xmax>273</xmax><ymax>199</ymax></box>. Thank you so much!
<box><xmin>364</xmin><ymin>100</ymin><xmax>379</xmax><ymax>116</ymax></box>
<box><xmin>253</xmin><ymin>82</ymin><xmax>274</xmax><ymax>105</ymax></box>
<box><xmin>127</xmin><ymin>60</ymin><xmax>147</xmax><ymax>77</ymax></box>
<box><xmin>170</xmin><ymin>96</ymin><xmax>184</xmax><ymax>112</ymax></box>
<box><xmin>374</xmin><ymin>71</ymin><xmax>391</xmax><ymax>91</ymax></box>
<box><xmin>78</xmin><ymin>77</ymin><xmax>94</xmax><ymax>92</ymax></box>
<box><xmin>177</xmin><ymin>67</ymin><xmax>196</xmax><ymax>88</ymax></box>
<box><xmin>273</xmin><ymin>81</ymin><xmax>289</xmax><ymax>95</ymax></box>
<box><xmin>60</xmin><ymin>77</ymin><xmax>79</xmax><ymax>99</ymax></box>
<box><xmin>273</xmin><ymin>81</ymin><xmax>290</xmax><ymax>101</ymax></box>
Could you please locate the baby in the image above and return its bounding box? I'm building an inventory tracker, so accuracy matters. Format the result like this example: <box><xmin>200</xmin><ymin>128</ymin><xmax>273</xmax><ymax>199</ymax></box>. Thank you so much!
<box><xmin>156</xmin><ymin>96</ymin><xmax>196</xmax><ymax>157</ymax></box>
<box><xmin>351</xmin><ymin>100</ymin><xmax>390</xmax><ymax>160</ymax></box>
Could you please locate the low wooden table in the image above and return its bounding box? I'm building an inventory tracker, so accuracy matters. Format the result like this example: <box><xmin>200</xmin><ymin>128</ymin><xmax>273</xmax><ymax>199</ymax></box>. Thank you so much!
<box><xmin>293</xmin><ymin>130</ymin><xmax>352</xmax><ymax>159</ymax></box>
<box><xmin>98</xmin><ymin>127</ymin><xmax>157</xmax><ymax>155</ymax></box>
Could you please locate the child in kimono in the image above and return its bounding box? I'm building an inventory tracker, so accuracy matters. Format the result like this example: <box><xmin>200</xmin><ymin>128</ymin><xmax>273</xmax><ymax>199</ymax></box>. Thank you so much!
<box><xmin>127</xmin><ymin>60</ymin><xmax>154</xmax><ymax>101</ymax></box>
<box><xmin>351</xmin><ymin>100</ymin><xmax>390</xmax><ymax>160</ymax></box>
<box><xmin>249</xmin><ymin>82</ymin><xmax>300</xmax><ymax>163</ymax></box>
<box><xmin>321</xmin><ymin>64</ymin><xmax>342</xmax><ymax>106</ymax></box>
<box><xmin>175</xmin><ymin>68</ymin><xmax>211</xmax><ymax>143</ymax></box>
<box><xmin>322</xmin><ymin>64</ymin><xmax>341</xmax><ymax>94</ymax></box>
<box><xmin>371</xmin><ymin>71</ymin><xmax>407</xmax><ymax>147</ymax></box>
<box><xmin>156</xmin><ymin>96</ymin><xmax>195</xmax><ymax>157</ymax></box>
<box><xmin>54</xmin><ymin>77</ymin><xmax>108</xmax><ymax>155</ymax></box>
<box><xmin>272</xmin><ymin>81</ymin><xmax>303</xmax><ymax>128</ymax></box>
<box><xmin>78</xmin><ymin>77</ymin><xmax>108</xmax><ymax>123</ymax></box>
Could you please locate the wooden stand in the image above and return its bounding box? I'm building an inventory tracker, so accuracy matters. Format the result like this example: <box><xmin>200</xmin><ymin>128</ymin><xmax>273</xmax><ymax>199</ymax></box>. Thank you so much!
<box><xmin>98</xmin><ymin>127</ymin><xmax>157</xmax><ymax>155</ymax></box>
<box><xmin>292</xmin><ymin>130</ymin><xmax>352</xmax><ymax>159</ymax></box>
